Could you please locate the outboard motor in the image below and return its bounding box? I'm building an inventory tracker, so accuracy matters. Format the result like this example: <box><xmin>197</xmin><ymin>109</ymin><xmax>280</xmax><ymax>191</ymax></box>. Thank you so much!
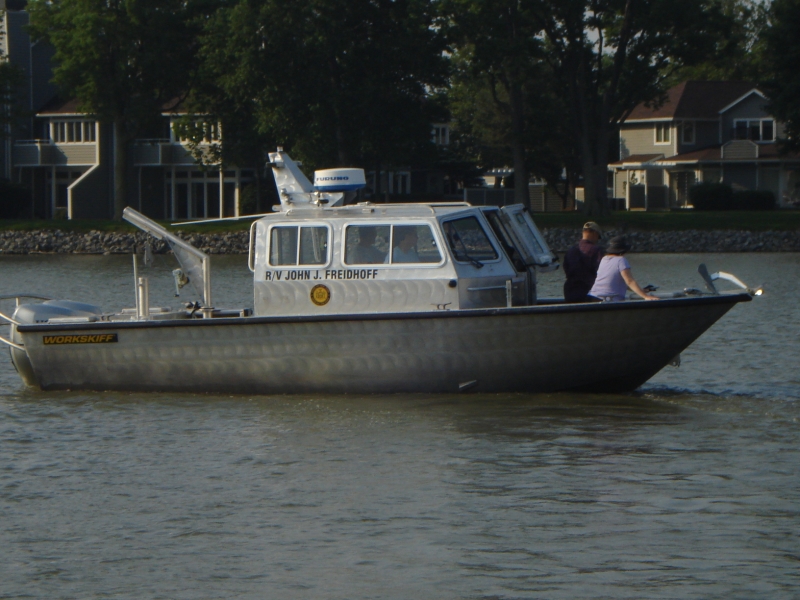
<box><xmin>9</xmin><ymin>300</ymin><xmax>102</xmax><ymax>388</ymax></box>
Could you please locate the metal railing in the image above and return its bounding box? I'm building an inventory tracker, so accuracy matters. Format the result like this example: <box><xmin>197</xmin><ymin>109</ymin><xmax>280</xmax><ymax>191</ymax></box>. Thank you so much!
<box><xmin>15</xmin><ymin>139</ymin><xmax>52</xmax><ymax>145</ymax></box>
<box><xmin>0</xmin><ymin>294</ymin><xmax>52</xmax><ymax>351</ymax></box>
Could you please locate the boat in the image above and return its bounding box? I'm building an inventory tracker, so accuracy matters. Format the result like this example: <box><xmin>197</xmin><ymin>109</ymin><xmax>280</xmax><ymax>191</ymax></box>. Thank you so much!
<box><xmin>0</xmin><ymin>149</ymin><xmax>757</xmax><ymax>394</ymax></box>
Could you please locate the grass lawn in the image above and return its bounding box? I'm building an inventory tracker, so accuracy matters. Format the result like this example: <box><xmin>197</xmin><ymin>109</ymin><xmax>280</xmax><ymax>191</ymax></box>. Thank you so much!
<box><xmin>1</xmin><ymin>209</ymin><xmax>799</xmax><ymax>233</ymax></box>
<box><xmin>530</xmin><ymin>210</ymin><xmax>800</xmax><ymax>231</ymax></box>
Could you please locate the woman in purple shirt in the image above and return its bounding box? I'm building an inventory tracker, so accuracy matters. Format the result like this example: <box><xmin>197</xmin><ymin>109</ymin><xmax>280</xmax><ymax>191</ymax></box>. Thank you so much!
<box><xmin>589</xmin><ymin>236</ymin><xmax>658</xmax><ymax>302</ymax></box>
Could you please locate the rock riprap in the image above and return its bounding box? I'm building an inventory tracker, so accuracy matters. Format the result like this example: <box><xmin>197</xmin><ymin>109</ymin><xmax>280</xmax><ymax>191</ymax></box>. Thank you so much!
<box><xmin>0</xmin><ymin>228</ymin><xmax>798</xmax><ymax>254</ymax></box>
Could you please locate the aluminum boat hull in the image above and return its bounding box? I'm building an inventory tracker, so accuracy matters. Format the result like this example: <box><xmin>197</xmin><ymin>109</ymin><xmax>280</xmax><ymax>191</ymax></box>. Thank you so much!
<box><xmin>11</xmin><ymin>293</ymin><xmax>749</xmax><ymax>394</ymax></box>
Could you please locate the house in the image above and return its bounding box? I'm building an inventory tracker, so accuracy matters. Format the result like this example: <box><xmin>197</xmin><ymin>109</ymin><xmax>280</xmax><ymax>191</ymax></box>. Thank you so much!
<box><xmin>1</xmin><ymin>0</ymin><xmax>58</xmax><ymax>185</ymax></box>
<box><xmin>610</xmin><ymin>81</ymin><xmax>800</xmax><ymax>209</ymax></box>
<box><xmin>12</xmin><ymin>98</ymin><xmax>257</xmax><ymax>220</ymax></box>
<box><xmin>2</xmin><ymin>0</ymin><xmax>256</xmax><ymax>220</ymax></box>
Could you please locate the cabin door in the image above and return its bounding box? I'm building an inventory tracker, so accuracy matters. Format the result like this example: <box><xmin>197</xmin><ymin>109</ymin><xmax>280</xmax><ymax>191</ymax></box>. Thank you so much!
<box><xmin>497</xmin><ymin>204</ymin><xmax>558</xmax><ymax>271</ymax></box>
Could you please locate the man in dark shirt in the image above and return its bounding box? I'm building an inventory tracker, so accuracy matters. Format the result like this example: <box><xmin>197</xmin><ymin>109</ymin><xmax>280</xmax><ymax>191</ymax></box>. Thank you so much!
<box><xmin>563</xmin><ymin>221</ymin><xmax>604</xmax><ymax>303</ymax></box>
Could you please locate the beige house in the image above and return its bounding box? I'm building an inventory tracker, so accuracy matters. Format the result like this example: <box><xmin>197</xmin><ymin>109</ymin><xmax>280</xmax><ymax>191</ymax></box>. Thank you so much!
<box><xmin>610</xmin><ymin>81</ymin><xmax>800</xmax><ymax>209</ymax></box>
<box><xmin>2</xmin><ymin>1</ymin><xmax>256</xmax><ymax>220</ymax></box>
<box><xmin>12</xmin><ymin>97</ymin><xmax>257</xmax><ymax>220</ymax></box>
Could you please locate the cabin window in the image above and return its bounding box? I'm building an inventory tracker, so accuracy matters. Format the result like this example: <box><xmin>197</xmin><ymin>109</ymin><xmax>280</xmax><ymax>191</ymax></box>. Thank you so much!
<box><xmin>442</xmin><ymin>217</ymin><xmax>499</xmax><ymax>262</ymax></box>
<box><xmin>389</xmin><ymin>225</ymin><xmax>441</xmax><ymax>264</ymax></box>
<box><xmin>269</xmin><ymin>225</ymin><xmax>329</xmax><ymax>266</ymax></box>
<box><xmin>344</xmin><ymin>224</ymin><xmax>441</xmax><ymax>265</ymax></box>
<box><xmin>344</xmin><ymin>225</ymin><xmax>390</xmax><ymax>264</ymax></box>
<box><xmin>484</xmin><ymin>211</ymin><xmax>526</xmax><ymax>271</ymax></box>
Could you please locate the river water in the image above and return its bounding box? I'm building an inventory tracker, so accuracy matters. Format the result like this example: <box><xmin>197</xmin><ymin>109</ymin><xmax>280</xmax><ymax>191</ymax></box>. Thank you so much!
<box><xmin>0</xmin><ymin>253</ymin><xmax>798</xmax><ymax>599</ymax></box>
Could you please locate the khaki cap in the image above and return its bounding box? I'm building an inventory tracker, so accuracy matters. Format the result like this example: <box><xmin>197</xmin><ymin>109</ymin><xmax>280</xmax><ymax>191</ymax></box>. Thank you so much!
<box><xmin>583</xmin><ymin>221</ymin><xmax>602</xmax><ymax>237</ymax></box>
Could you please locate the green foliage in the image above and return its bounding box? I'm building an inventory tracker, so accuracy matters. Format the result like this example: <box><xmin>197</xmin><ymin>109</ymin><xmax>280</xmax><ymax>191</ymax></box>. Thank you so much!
<box><xmin>239</xmin><ymin>184</ymin><xmax>258</xmax><ymax>215</ymax></box>
<box><xmin>690</xmin><ymin>182</ymin><xmax>734</xmax><ymax>210</ymax></box>
<box><xmin>27</xmin><ymin>0</ymin><xmax>203</xmax><ymax>218</ymax></box>
<box><xmin>0</xmin><ymin>178</ymin><xmax>31</xmax><ymax>218</ymax></box>
<box><xmin>186</xmin><ymin>0</ymin><xmax>448</xmax><ymax>177</ymax></box>
<box><xmin>528</xmin><ymin>0</ymin><xmax>727</xmax><ymax>215</ymax></box>
<box><xmin>762</xmin><ymin>0</ymin><xmax>800</xmax><ymax>152</ymax></box>
<box><xmin>446</xmin><ymin>27</ymin><xmax>578</xmax><ymax>197</ymax></box>
<box><xmin>668</xmin><ymin>0</ymin><xmax>769</xmax><ymax>84</ymax></box>
<box><xmin>430</xmin><ymin>136</ymin><xmax>486</xmax><ymax>191</ymax></box>
<box><xmin>732</xmin><ymin>190</ymin><xmax>776</xmax><ymax>210</ymax></box>
<box><xmin>28</xmin><ymin>0</ymin><xmax>197</xmax><ymax>130</ymax></box>
<box><xmin>0</xmin><ymin>61</ymin><xmax>25</xmax><ymax>137</ymax></box>
<box><xmin>690</xmin><ymin>184</ymin><xmax>776</xmax><ymax>212</ymax></box>
<box><xmin>444</xmin><ymin>0</ymin><xmax>729</xmax><ymax>216</ymax></box>
<box><xmin>442</xmin><ymin>0</ymin><xmax>550</xmax><ymax>206</ymax></box>
<box><xmin>0</xmin><ymin>14</ymin><xmax>26</xmax><ymax>137</ymax></box>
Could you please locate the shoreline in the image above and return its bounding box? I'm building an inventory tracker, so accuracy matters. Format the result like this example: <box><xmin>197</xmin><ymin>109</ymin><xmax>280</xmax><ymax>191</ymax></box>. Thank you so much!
<box><xmin>1</xmin><ymin>228</ymin><xmax>799</xmax><ymax>255</ymax></box>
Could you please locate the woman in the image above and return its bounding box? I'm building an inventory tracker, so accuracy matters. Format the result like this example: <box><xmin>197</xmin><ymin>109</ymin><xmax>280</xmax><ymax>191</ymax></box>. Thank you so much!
<box><xmin>588</xmin><ymin>236</ymin><xmax>658</xmax><ymax>302</ymax></box>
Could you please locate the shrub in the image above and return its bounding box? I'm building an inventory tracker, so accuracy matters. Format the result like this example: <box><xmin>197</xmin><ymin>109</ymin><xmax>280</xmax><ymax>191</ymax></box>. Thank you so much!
<box><xmin>689</xmin><ymin>182</ymin><xmax>733</xmax><ymax>210</ymax></box>
<box><xmin>732</xmin><ymin>190</ymin><xmax>776</xmax><ymax>210</ymax></box>
<box><xmin>0</xmin><ymin>178</ymin><xmax>30</xmax><ymax>218</ymax></box>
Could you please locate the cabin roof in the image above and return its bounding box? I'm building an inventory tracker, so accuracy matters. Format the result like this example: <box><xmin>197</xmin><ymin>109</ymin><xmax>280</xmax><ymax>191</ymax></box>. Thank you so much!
<box><xmin>264</xmin><ymin>202</ymin><xmax>476</xmax><ymax>221</ymax></box>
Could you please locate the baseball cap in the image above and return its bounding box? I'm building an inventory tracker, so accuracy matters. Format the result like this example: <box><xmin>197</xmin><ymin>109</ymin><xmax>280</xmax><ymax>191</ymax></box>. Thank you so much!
<box><xmin>583</xmin><ymin>221</ymin><xmax>602</xmax><ymax>237</ymax></box>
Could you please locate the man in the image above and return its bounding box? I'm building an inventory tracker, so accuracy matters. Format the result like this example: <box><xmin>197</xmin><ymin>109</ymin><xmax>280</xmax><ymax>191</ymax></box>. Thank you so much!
<box><xmin>563</xmin><ymin>221</ymin><xmax>604</xmax><ymax>303</ymax></box>
<box><xmin>351</xmin><ymin>226</ymin><xmax>385</xmax><ymax>264</ymax></box>
<box><xmin>388</xmin><ymin>227</ymin><xmax>420</xmax><ymax>263</ymax></box>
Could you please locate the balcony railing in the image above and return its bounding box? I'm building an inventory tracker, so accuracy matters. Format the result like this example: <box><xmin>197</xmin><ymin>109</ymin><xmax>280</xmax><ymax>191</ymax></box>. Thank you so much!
<box><xmin>13</xmin><ymin>139</ymin><xmax>98</xmax><ymax>167</ymax></box>
<box><xmin>133</xmin><ymin>139</ymin><xmax>218</xmax><ymax>166</ymax></box>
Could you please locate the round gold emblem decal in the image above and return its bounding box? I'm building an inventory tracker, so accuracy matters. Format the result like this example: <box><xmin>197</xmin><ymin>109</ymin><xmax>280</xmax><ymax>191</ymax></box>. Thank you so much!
<box><xmin>310</xmin><ymin>284</ymin><xmax>331</xmax><ymax>306</ymax></box>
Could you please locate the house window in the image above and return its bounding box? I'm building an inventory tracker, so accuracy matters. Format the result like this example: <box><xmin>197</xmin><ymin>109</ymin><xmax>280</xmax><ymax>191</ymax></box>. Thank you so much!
<box><xmin>655</xmin><ymin>123</ymin><xmax>671</xmax><ymax>144</ymax></box>
<box><xmin>431</xmin><ymin>124</ymin><xmax>449</xmax><ymax>146</ymax></box>
<box><xmin>51</xmin><ymin>120</ymin><xmax>96</xmax><ymax>143</ymax></box>
<box><xmin>629</xmin><ymin>170</ymin><xmax>646</xmax><ymax>185</ymax></box>
<box><xmin>391</xmin><ymin>171</ymin><xmax>410</xmax><ymax>194</ymax></box>
<box><xmin>173</xmin><ymin>120</ymin><xmax>222</xmax><ymax>144</ymax></box>
<box><xmin>733</xmin><ymin>119</ymin><xmax>775</xmax><ymax>142</ymax></box>
<box><xmin>682</xmin><ymin>121</ymin><xmax>695</xmax><ymax>144</ymax></box>
<box><xmin>762</xmin><ymin>120</ymin><xmax>774</xmax><ymax>141</ymax></box>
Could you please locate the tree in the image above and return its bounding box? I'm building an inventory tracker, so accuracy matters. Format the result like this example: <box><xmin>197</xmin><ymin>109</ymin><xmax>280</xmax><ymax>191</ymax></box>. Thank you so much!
<box><xmin>0</xmin><ymin>14</ymin><xmax>25</xmax><ymax>140</ymax></box>
<box><xmin>448</xmin><ymin>50</ymin><xmax>580</xmax><ymax>207</ymax></box>
<box><xmin>186</xmin><ymin>0</ymin><xmax>448</xmax><ymax>194</ymax></box>
<box><xmin>529</xmin><ymin>0</ymin><xmax>726</xmax><ymax>215</ymax></box>
<box><xmin>762</xmin><ymin>0</ymin><xmax>800</xmax><ymax>152</ymax></box>
<box><xmin>0</xmin><ymin>61</ymin><xmax>24</xmax><ymax>139</ymax></box>
<box><xmin>667</xmin><ymin>0</ymin><xmax>769</xmax><ymax>85</ymax></box>
<box><xmin>28</xmin><ymin>0</ymin><xmax>200</xmax><ymax>219</ymax></box>
<box><xmin>443</xmin><ymin>0</ymin><xmax>545</xmax><ymax>207</ymax></box>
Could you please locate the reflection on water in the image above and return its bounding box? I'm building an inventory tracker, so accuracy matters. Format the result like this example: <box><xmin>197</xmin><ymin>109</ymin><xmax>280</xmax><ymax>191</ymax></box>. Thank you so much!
<box><xmin>0</xmin><ymin>254</ymin><xmax>798</xmax><ymax>598</ymax></box>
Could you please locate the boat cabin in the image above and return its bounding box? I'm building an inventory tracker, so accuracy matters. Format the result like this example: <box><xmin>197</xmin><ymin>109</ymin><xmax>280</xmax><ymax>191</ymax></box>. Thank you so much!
<box><xmin>247</xmin><ymin>150</ymin><xmax>558</xmax><ymax>317</ymax></box>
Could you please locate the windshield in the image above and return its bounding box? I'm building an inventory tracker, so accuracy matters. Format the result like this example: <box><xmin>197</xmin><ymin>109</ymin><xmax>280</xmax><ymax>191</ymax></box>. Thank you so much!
<box><xmin>442</xmin><ymin>216</ymin><xmax>498</xmax><ymax>262</ymax></box>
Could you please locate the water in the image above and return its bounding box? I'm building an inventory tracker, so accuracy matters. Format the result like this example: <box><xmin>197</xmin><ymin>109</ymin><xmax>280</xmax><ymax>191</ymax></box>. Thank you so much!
<box><xmin>1</xmin><ymin>254</ymin><xmax>798</xmax><ymax>599</ymax></box>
